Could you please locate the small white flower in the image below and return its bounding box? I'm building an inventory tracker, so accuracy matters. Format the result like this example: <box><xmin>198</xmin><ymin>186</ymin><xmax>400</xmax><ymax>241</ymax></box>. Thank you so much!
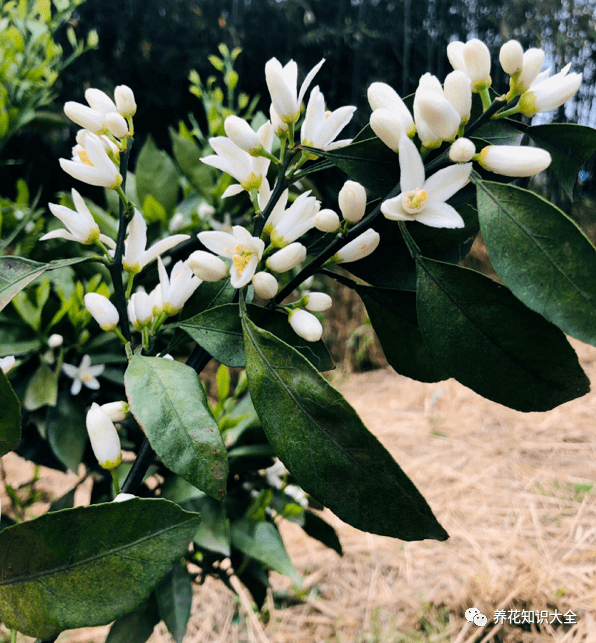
<box><xmin>252</xmin><ymin>272</ymin><xmax>279</xmax><ymax>300</ymax></box>
<box><xmin>304</xmin><ymin>292</ymin><xmax>332</xmax><ymax>312</ymax></box>
<box><xmin>300</xmin><ymin>86</ymin><xmax>355</xmax><ymax>152</ymax></box>
<box><xmin>264</xmin><ymin>190</ymin><xmax>320</xmax><ymax>247</ymax></box>
<box><xmin>367</xmin><ymin>82</ymin><xmax>415</xmax><ymax>137</ymax></box>
<box><xmin>314</xmin><ymin>209</ymin><xmax>341</xmax><ymax>232</ymax></box>
<box><xmin>198</xmin><ymin>203</ymin><xmax>216</xmax><ymax>219</ymax></box>
<box><xmin>332</xmin><ymin>229</ymin><xmax>380</xmax><ymax>264</ymax></box>
<box><xmin>114</xmin><ymin>85</ymin><xmax>137</xmax><ymax>117</ymax></box>
<box><xmin>476</xmin><ymin>145</ymin><xmax>551</xmax><ymax>177</ymax></box>
<box><xmin>500</xmin><ymin>40</ymin><xmax>524</xmax><ymax>75</ymax></box>
<box><xmin>518</xmin><ymin>63</ymin><xmax>582</xmax><ymax>117</ymax></box>
<box><xmin>198</xmin><ymin>226</ymin><xmax>265</xmax><ymax>289</ymax></box>
<box><xmin>60</xmin><ymin>132</ymin><xmax>122</xmax><ymax>189</ymax></box>
<box><xmin>370</xmin><ymin>108</ymin><xmax>405</xmax><ymax>152</ymax></box>
<box><xmin>158</xmin><ymin>258</ymin><xmax>202</xmax><ymax>316</ymax></box>
<box><xmin>128</xmin><ymin>289</ymin><xmax>154</xmax><ymax>329</ymax></box>
<box><xmin>381</xmin><ymin>134</ymin><xmax>471</xmax><ymax>228</ymax></box>
<box><xmin>265</xmin><ymin>459</ymin><xmax>288</xmax><ymax>488</ymax></box>
<box><xmin>449</xmin><ymin>138</ymin><xmax>476</xmax><ymax>163</ymax></box>
<box><xmin>338</xmin><ymin>180</ymin><xmax>367</xmax><ymax>224</ymax></box>
<box><xmin>265</xmin><ymin>57</ymin><xmax>325</xmax><ymax>124</ymax></box>
<box><xmin>1</xmin><ymin>356</ymin><xmax>16</xmax><ymax>375</ymax></box>
<box><xmin>84</xmin><ymin>293</ymin><xmax>120</xmax><ymax>331</ymax></box>
<box><xmin>284</xmin><ymin>484</ymin><xmax>308</xmax><ymax>508</ymax></box>
<box><xmin>86</xmin><ymin>402</ymin><xmax>122</xmax><ymax>470</ymax></box>
<box><xmin>266</xmin><ymin>242</ymin><xmax>307</xmax><ymax>273</ymax></box>
<box><xmin>288</xmin><ymin>309</ymin><xmax>323</xmax><ymax>342</ymax></box>
<box><xmin>48</xmin><ymin>334</ymin><xmax>64</xmax><ymax>349</ymax></box>
<box><xmin>122</xmin><ymin>209</ymin><xmax>189</xmax><ymax>274</ymax></box>
<box><xmin>62</xmin><ymin>354</ymin><xmax>105</xmax><ymax>395</ymax></box>
<box><xmin>447</xmin><ymin>39</ymin><xmax>491</xmax><ymax>92</ymax></box>
<box><xmin>187</xmin><ymin>250</ymin><xmax>230</xmax><ymax>282</ymax></box>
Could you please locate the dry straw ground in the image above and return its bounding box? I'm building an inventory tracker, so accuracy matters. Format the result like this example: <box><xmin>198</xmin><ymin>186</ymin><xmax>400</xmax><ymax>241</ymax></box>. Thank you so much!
<box><xmin>2</xmin><ymin>338</ymin><xmax>596</xmax><ymax>643</ymax></box>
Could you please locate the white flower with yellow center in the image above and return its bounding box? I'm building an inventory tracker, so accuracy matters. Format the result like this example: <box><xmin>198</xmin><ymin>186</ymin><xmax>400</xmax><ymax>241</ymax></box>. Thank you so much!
<box><xmin>381</xmin><ymin>133</ymin><xmax>471</xmax><ymax>228</ymax></box>
<box><xmin>198</xmin><ymin>226</ymin><xmax>265</xmax><ymax>289</ymax></box>
<box><xmin>59</xmin><ymin>132</ymin><xmax>122</xmax><ymax>189</ymax></box>
<box><xmin>62</xmin><ymin>354</ymin><xmax>105</xmax><ymax>396</ymax></box>
<box><xmin>300</xmin><ymin>86</ymin><xmax>355</xmax><ymax>152</ymax></box>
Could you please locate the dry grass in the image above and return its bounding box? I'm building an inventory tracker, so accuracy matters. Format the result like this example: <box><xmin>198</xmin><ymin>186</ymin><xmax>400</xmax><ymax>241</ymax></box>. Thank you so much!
<box><xmin>2</xmin><ymin>340</ymin><xmax>596</xmax><ymax>643</ymax></box>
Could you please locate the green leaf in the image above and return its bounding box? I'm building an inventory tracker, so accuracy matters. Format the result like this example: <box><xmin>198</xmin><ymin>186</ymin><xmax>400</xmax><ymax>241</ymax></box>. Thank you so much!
<box><xmin>175</xmin><ymin>303</ymin><xmax>334</xmax><ymax>371</ymax></box>
<box><xmin>356</xmin><ymin>285</ymin><xmax>448</xmax><ymax>383</ymax></box>
<box><xmin>416</xmin><ymin>257</ymin><xmax>590</xmax><ymax>412</ymax></box>
<box><xmin>23</xmin><ymin>361</ymin><xmax>58</xmax><ymax>410</ymax></box>
<box><xmin>136</xmin><ymin>136</ymin><xmax>180</xmax><ymax>215</ymax></box>
<box><xmin>513</xmin><ymin>123</ymin><xmax>596</xmax><ymax>199</ymax></box>
<box><xmin>0</xmin><ymin>498</ymin><xmax>201</xmax><ymax>638</ymax></box>
<box><xmin>125</xmin><ymin>356</ymin><xmax>228</xmax><ymax>500</ymax></box>
<box><xmin>171</xmin><ymin>129</ymin><xmax>213</xmax><ymax>191</ymax></box>
<box><xmin>46</xmin><ymin>390</ymin><xmax>87</xmax><ymax>472</ymax></box>
<box><xmin>302</xmin><ymin>511</ymin><xmax>342</xmax><ymax>556</ymax></box>
<box><xmin>241</xmin><ymin>315</ymin><xmax>448</xmax><ymax>541</ymax></box>
<box><xmin>310</xmin><ymin>136</ymin><xmax>399</xmax><ymax>197</ymax></box>
<box><xmin>0</xmin><ymin>256</ymin><xmax>88</xmax><ymax>312</ymax></box>
<box><xmin>474</xmin><ymin>118</ymin><xmax>524</xmax><ymax>146</ymax></box>
<box><xmin>105</xmin><ymin>598</ymin><xmax>160</xmax><ymax>643</ymax></box>
<box><xmin>477</xmin><ymin>181</ymin><xmax>596</xmax><ymax>346</ymax></box>
<box><xmin>186</xmin><ymin>492</ymin><xmax>231</xmax><ymax>556</ymax></box>
<box><xmin>156</xmin><ymin>563</ymin><xmax>193</xmax><ymax>643</ymax></box>
<box><xmin>142</xmin><ymin>194</ymin><xmax>168</xmax><ymax>225</ymax></box>
<box><xmin>0</xmin><ymin>370</ymin><xmax>20</xmax><ymax>457</ymax></box>
<box><xmin>231</xmin><ymin>518</ymin><xmax>299</xmax><ymax>583</ymax></box>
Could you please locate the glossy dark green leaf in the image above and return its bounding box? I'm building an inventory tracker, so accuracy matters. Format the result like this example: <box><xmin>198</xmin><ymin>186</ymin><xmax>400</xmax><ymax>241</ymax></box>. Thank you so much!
<box><xmin>356</xmin><ymin>285</ymin><xmax>448</xmax><ymax>383</ymax></box>
<box><xmin>156</xmin><ymin>563</ymin><xmax>193</xmax><ymax>643</ymax></box>
<box><xmin>513</xmin><ymin>123</ymin><xmax>596</xmax><ymax>199</ymax></box>
<box><xmin>24</xmin><ymin>361</ymin><xmax>58</xmax><ymax>411</ymax></box>
<box><xmin>416</xmin><ymin>258</ymin><xmax>590</xmax><ymax>412</ymax></box>
<box><xmin>186</xmin><ymin>492</ymin><xmax>231</xmax><ymax>556</ymax></box>
<box><xmin>311</xmin><ymin>136</ymin><xmax>399</xmax><ymax>197</ymax></box>
<box><xmin>125</xmin><ymin>356</ymin><xmax>228</xmax><ymax>500</ymax></box>
<box><xmin>105</xmin><ymin>598</ymin><xmax>160</xmax><ymax>643</ymax></box>
<box><xmin>136</xmin><ymin>135</ymin><xmax>180</xmax><ymax>215</ymax></box>
<box><xmin>176</xmin><ymin>303</ymin><xmax>334</xmax><ymax>371</ymax></box>
<box><xmin>302</xmin><ymin>511</ymin><xmax>343</xmax><ymax>556</ymax></box>
<box><xmin>231</xmin><ymin>518</ymin><xmax>299</xmax><ymax>583</ymax></box>
<box><xmin>0</xmin><ymin>256</ymin><xmax>87</xmax><ymax>312</ymax></box>
<box><xmin>46</xmin><ymin>390</ymin><xmax>88</xmax><ymax>472</ymax></box>
<box><xmin>241</xmin><ymin>315</ymin><xmax>448</xmax><ymax>541</ymax></box>
<box><xmin>474</xmin><ymin>118</ymin><xmax>524</xmax><ymax>146</ymax></box>
<box><xmin>170</xmin><ymin>129</ymin><xmax>213</xmax><ymax>191</ymax></box>
<box><xmin>0</xmin><ymin>370</ymin><xmax>20</xmax><ymax>457</ymax></box>
<box><xmin>477</xmin><ymin>180</ymin><xmax>596</xmax><ymax>346</ymax></box>
<box><xmin>0</xmin><ymin>498</ymin><xmax>200</xmax><ymax>638</ymax></box>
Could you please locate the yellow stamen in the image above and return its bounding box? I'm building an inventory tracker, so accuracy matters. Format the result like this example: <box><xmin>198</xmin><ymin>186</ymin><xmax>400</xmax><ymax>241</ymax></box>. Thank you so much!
<box><xmin>402</xmin><ymin>189</ymin><xmax>428</xmax><ymax>214</ymax></box>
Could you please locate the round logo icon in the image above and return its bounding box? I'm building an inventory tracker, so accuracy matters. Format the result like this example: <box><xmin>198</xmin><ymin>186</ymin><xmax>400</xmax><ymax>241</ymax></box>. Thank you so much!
<box><xmin>465</xmin><ymin>607</ymin><xmax>480</xmax><ymax>623</ymax></box>
<box><xmin>474</xmin><ymin>613</ymin><xmax>488</xmax><ymax>627</ymax></box>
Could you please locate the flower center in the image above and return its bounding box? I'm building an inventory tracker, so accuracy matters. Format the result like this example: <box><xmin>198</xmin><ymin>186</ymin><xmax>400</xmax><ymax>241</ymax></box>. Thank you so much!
<box><xmin>81</xmin><ymin>371</ymin><xmax>94</xmax><ymax>383</ymax></box>
<box><xmin>232</xmin><ymin>244</ymin><xmax>253</xmax><ymax>276</ymax></box>
<box><xmin>77</xmin><ymin>148</ymin><xmax>93</xmax><ymax>166</ymax></box>
<box><xmin>402</xmin><ymin>189</ymin><xmax>428</xmax><ymax>214</ymax></box>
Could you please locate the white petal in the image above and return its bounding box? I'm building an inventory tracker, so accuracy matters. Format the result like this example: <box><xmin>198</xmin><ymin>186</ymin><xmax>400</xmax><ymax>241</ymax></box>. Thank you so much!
<box><xmin>424</xmin><ymin>163</ymin><xmax>472</xmax><ymax>203</ymax></box>
<box><xmin>62</xmin><ymin>363</ymin><xmax>79</xmax><ymax>378</ymax></box>
<box><xmin>123</xmin><ymin>210</ymin><xmax>147</xmax><ymax>269</ymax></box>
<box><xmin>198</xmin><ymin>230</ymin><xmax>237</xmax><ymax>257</ymax></box>
<box><xmin>298</xmin><ymin>58</ymin><xmax>325</xmax><ymax>106</ymax></box>
<box><xmin>222</xmin><ymin>184</ymin><xmax>244</xmax><ymax>198</ymax></box>
<box><xmin>71</xmin><ymin>379</ymin><xmax>83</xmax><ymax>395</ymax></box>
<box><xmin>141</xmin><ymin>234</ymin><xmax>190</xmax><ymax>269</ymax></box>
<box><xmin>398</xmin><ymin>134</ymin><xmax>425</xmax><ymax>190</ymax></box>
<box><xmin>230</xmin><ymin>253</ymin><xmax>259</xmax><ymax>289</ymax></box>
<box><xmin>381</xmin><ymin>194</ymin><xmax>410</xmax><ymax>221</ymax></box>
<box><xmin>415</xmin><ymin>202</ymin><xmax>465</xmax><ymax>228</ymax></box>
<box><xmin>40</xmin><ymin>229</ymin><xmax>81</xmax><ymax>243</ymax></box>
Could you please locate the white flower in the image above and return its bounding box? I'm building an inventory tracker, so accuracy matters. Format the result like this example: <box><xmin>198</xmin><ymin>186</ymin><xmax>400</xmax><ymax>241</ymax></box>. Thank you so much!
<box><xmin>266</xmin><ymin>242</ymin><xmax>307</xmax><ymax>273</ymax></box>
<box><xmin>476</xmin><ymin>145</ymin><xmax>551</xmax><ymax>177</ymax></box>
<box><xmin>84</xmin><ymin>293</ymin><xmax>119</xmax><ymax>331</ymax></box>
<box><xmin>449</xmin><ymin>138</ymin><xmax>476</xmax><ymax>163</ymax></box>
<box><xmin>288</xmin><ymin>309</ymin><xmax>323</xmax><ymax>342</ymax></box>
<box><xmin>1</xmin><ymin>356</ymin><xmax>16</xmax><ymax>375</ymax></box>
<box><xmin>338</xmin><ymin>180</ymin><xmax>367</xmax><ymax>223</ymax></box>
<box><xmin>62</xmin><ymin>354</ymin><xmax>104</xmax><ymax>395</ymax></box>
<box><xmin>202</xmin><ymin>122</ymin><xmax>273</xmax><ymax>195</ymax></box>
<box><xmin>331</xmin><ymin>229</ymin><xmax>380</xmax><ymax>264</ymax></box>
<box><xmin>101</xmin><ymin>401</ymin><xmax>129</xmax><ymax>423</ymax></box>
<box><xmin>128</xmin><ymin>289</ymin><xmax>154</xmax><ymax>329</ymax></box>
<box><xmin>41</xmin><ymin>189</ymin><xmax>112</xmax><ymax>247</ymax></box>
<box><xmin>381</xmin><ymin>133</ymin><xmax>471</xmax><ymax>228</ymax></box>
<box><xmin>252</xmin><ymin>272</ymin><xmax>279</xmax><ymax>300</ymax></box>
<box><xmin>414</xmin><ymin>81</ymin><xmax>460</xmax><ymax>148</ymax></box>
<box><xmin>122</xmin><ymin>209</ymin><xmax>189</xmax><ymax>274</ymax></box>
<box><xmin>198</xmin><ymin>226</ymin><xmax>265</xmax><ymax>289</ymax></box>
<box><xmin>86</xmin><ymin>402</ymin><xmax>122</xmax><ymax>470</ymax></box>
<box><xmin>304</xmin><ymin>292</ymin><xmax>332</xmax><ymax>312</ymax></box>
<box><xmin>187</xmin><ymin>250</ymin><xmax>230</xmax><ymax>282</ymax></box>
<box><xmin>314</xmin><ymin>209</ymin><xmax>340</xmax><ymax>232</ymax></box>
<box><xmin>48</xmin><ymin>334</ymin><xmax>63</xmax><ymax>349</ymax></box>
<box><xmin>300</xmin><ymin>86</ymin><xmax>355</xmax><ymax>152</ymax></box>
<box><xmin>500</xmin><ymin>40</ymin><xmax>524</xmax><ymax>75</ymax></box>
<box><xmin>518</xmin><ymin>63</ymin><xmax>582</xmax><ymax>117</ymax></box>
<box><xmin>284</xmin><ymin>484</ymin><xmax>308</xmax><ymax>508</ymax></box>
<box><xmin>114</xmin><ymin>85</ymin><xmax>137</xmax><ymax>117</ymax></box>
<box><xmin>265</xmin><ymin>459</ymin><xmax>288</xmax><ymax>488</ymax></box>
<box><xmin>264</xmin><ymin>190</ymin><xmax>320</xmax><ymax>247</ymax></box>
<box><xmin>265</xmin><ymin>57</ymin><xmax>325</xmax><ymax>124</ymax></box>
<box><xmin>158</xmin><ymin>258</ymin><xmax>202</xmax><ymax>316</ymax></box>
<box><xmin>367</xmin><ymin>82</ymin><xmax>415</xmax><ymax>137</ymax></box>
<box><xmin>60</xmin><ymin>132</ymin><xmax>122</xmax><ymax>189</ymax></box>
<box><xmin>447</xmin><ymin>39</ymin><xmax>491</xmax><ymax>92</ymax></box>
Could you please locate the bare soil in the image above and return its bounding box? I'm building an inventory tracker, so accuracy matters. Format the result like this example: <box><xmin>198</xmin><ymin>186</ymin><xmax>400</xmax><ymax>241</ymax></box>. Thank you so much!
<box><xmin>2</xmin><ymin>339</ymin><xmax>596</xmax><ymax>643</ymax></box>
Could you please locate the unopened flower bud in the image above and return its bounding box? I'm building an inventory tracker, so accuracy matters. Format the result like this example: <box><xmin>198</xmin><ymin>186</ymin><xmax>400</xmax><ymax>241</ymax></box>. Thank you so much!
<box><xmin>64</xmin><ymin>102</ymin><xmax>105</xmax><ymax>133</ymax></box>
<box><xmin>516</xmin><ymin>48</ymin><xmax>546</xmax><ymax>93</ymax></box>
<box><xmin>266</xmin><ymin>242</ymin><xmax>307</xmax><ymax>273</ymax></box>
<box><xmin>304</xmin><ymin>292</ymin><xmax>332</xmax><ymax>312</ymax></box>
<box><xmin>114</xmin><ymin>85</ymin><xmax>137</xmax><ymax>117</ymax></box>
<box><xmin>449</xmin><ymin>138</ymin><xmax>476</xmax><ymax>162</ymax></box>
<box><xmin>500</xmin><ymin>40</ymin><xmax>524</xmax><ymax>75</ymax></box>
<box><xmin>476</xmin><ymin>145</ymin><xmax>551</xmax><ymax>177</ymax></box>
<box><xmin>252</xmin><ymin>272</ymin><xmax>279</xmax><ymax>299</ymax></box>
<box><xmin>84</xmin><ymin>293</ymin><xmax>119</xmax><ymax>331</ymax></box>
<box><xmin>86</xmin><ymin>402</ymin><xmax>122</xmax><ymax>470</ymax></box>
<box><xmin>338</xmin><ymin>181</ymin><xmax>367</xmax><ymax>223</ymax></box>
<box><xmin>224</xmin><ymin>116</ymin><xmax>262</xmax><ymax>154</ymax></box>
<box><xmin>367</xmin><ymin>82</ymin><xmax>415</xmax><ymax>136</ymax></box>
<box><xmin>128</xmin><ymin>290</ymin><xmax>153</xmax><ymax>329</ymax></box>
<box><xmin>101</xmin><ymin>401</ymin><xmax>129</xmax><ymax>423</ymax></box>
<box><xmin>288</xmin><ymin>309</ymin><xmax>323</xmax><ymax>342</ymax></box>
<box><xmin>105</xmin><ymin>112</ymin><xmax>129</xmax><ymax>138</ymax></box>
<box><xmin>85</xmin><ymin>88</ymin><xmax>117</xmax><ymax>115</ymax></box>
<box><xmin>48</xmin><ymin>334</ymin><xmax>64</xmax><ymax>348</ymax></box>
<box><xmin>314</xmin><ymin>209</ymin><xmax>340</xmax><ymax>232</ymax></box>
<box><xmin>416</xmin><ymin>92</ymin><xmax>460</xmax><ymax>145</ymax></box>
<box><xmin>444</xmin><ymin>71</ymin><xmax>471</xmax><ymax>124</ymax></box>
<box><xmin>370</xmin><ymin>109</ymin><xmax>404</xmax><ymax>152</ymax></box>
<box><xmin>332</xmin><ymin>229</ymin><xmax>380</xmax><ymax>264</ymax></box>
<box><xmin>187</xmin><ymin>250</ymin><xmax>229</xmax><ymax>282</ymax></box>
<box><xmin>464</xmin><ymin>39</ymin><xmax>491</xmax><ymax>91</ymax></box>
